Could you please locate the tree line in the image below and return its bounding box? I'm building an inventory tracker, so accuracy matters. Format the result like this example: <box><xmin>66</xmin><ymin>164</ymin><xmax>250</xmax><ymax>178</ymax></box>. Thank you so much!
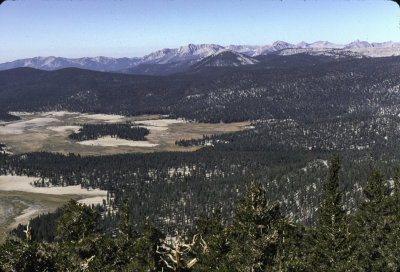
<box><xmin>68</xmin><ymin>123</ymin><xmax>150</xmax><ymax>141</ymax></box>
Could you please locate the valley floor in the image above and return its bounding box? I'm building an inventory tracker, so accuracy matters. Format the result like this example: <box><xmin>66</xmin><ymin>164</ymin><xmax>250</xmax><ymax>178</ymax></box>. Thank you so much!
<box><xmin>0</xmin><ymin>111</ymin><xmax>252</xmax><ymax>241</ymax></box>
<box><xmin>0</xmin><ymin>111</ymin><xmax>250</xmax><ymax>155</ymax></box>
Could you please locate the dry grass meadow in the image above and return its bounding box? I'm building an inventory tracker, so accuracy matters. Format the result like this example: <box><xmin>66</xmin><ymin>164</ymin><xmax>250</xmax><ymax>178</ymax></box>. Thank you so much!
<box><xmin>1</xmin><ymin>111</ymin><xmax>250</xmax><ymax>155</ymax></box>
<box><xmin>0</xmin><ymin>111</ymin><xmax>251</xmax><ymax>241</ymax></box>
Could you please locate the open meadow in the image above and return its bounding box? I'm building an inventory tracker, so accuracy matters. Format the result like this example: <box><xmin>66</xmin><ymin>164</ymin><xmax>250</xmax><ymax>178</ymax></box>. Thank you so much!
<box><xmin>0</xmin><ymin>111</ymin><xmax>250</xmax><ymax>155</ymax></box>
<box><xmin>0</xmin><ymin>111</ymin><xmax>250</xmax><ymax>240</ymax></box>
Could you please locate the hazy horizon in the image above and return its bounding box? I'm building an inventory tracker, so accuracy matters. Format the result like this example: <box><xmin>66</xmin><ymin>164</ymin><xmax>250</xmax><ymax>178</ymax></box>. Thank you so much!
<box><xmin>0</xmin><ymin>0</ymin><xmax>399</xmax><ymax>62</ymax></box>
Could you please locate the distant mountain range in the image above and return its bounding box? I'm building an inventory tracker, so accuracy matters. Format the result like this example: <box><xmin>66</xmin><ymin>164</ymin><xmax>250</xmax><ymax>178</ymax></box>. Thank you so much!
<box><xmin>1</xmin><ymin>40</ymin><xmax>400</xmax><ymax>74</ymax></box>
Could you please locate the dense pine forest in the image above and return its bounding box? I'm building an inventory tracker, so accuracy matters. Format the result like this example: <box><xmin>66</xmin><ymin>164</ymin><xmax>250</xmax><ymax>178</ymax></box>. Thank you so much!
<box><xmin>2</xmin><ymin>157</ymin><xmax>400</xmax><ymax>271</ymax></box>
<box><xmin>68</xmin><ymin>123</ymin><xmax>150</xmax><ymax>141</ymax></box>
<box><xmin>2</xmin><ymin>114</ymin><xmax>400</xmax><ymax>235</ymax></box>
<box><xmin>2</xmin><ymin>56</ymin><xmax>400</xmax><ymax>123</ymax></box>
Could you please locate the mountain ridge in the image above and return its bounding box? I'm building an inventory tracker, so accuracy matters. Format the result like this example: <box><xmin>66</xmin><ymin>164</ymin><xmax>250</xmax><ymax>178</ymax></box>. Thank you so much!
<box><xmin>2</xmin><ymin>40</ymin><xmax>400</xmax><ymax>72</ymax></box>
<box><xmin>191</xmin><ymin>50</ymin><xmax>259</xmax><ymax>69</ymax></box>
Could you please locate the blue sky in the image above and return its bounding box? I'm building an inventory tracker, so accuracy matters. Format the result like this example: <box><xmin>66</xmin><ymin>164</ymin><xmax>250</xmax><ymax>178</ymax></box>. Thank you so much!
<box><xmin>0</xmin><ymin>0</ymin><xmax>399</xmax><ymax>62</ymax></box>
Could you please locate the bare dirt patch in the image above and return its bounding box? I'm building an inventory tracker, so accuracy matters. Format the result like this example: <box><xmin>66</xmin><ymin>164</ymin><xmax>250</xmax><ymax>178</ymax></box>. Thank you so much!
<box><xmin>74</xmin><ymin>113</ymin><xmax>126</xmax><ymax>123</ymax></box>
<box><xmin>47</xmin><ymin>125</ymin><xmax>82</xmax><ymax>133</ymax></box>
<box><xmin>78</xmin><ymin>136</ymin><xmax>159</xmax><ymax>147</ymax></box>
<box><xmin>0</xmin><ymin>117</ymin><xmax>60</xmax><ymax>135</ymax></box>
<box><xmin>0</xmin><ymin>175</ymin><xmax>107</xmax><ymax>196</ymax></box>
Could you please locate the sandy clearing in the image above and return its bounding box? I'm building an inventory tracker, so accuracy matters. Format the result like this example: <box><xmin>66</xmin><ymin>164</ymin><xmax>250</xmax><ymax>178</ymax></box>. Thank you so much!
<box><xmin>0</xmin><ymin>175</ymin><xmax>108</xmax><ymax>233</ymax></box>
<box><xmin>11</xmin><ymin>111</ymin><xmax>79</xmax><ymax>118</ymax></box>
<box><xmin>75</xmin><ymin>113</ymin><xmax>126</xmax><ymax>122</ymax></box>
<box><xmin>0</xmin><ymin>118</ymin><xmax>60</xmax><ymax>135</ymax></box>
<box><xmin>9</xmin><ymin>195</ymin><xmax>106</xmax><ymax>230</ymax></box>
<box><xmin>134</xmin><ymin>119</ymin><xmax>187</xmax><ymax>127</ymax></box>
<box><xmin>105</xmin><ymin>119</ymin><xmax>126</xmax><ymax>124</ymax></box>
<box><xmin>77</xmin><ymin>136</ymin><xmax>159</xmax><ymax>147</ymax></box>
<box><xmin>40</xmin><ymin>111</ymin><xmax>80</xmax><ymax>117</ymax></box>
<box><xmin>133</xmin><ymin>119</ymin><xmax>187</xmax><ymax>133</ymax></box>
<box><xmin>0</xmin><ymin>201</ymin><xmax>14</xmax><ymax>225</ymax></box>
<box><xmin>9</xmin><ymin>204</ymin><xmax>45</xmax><ymax>229</ymax></box>
<box><xmin>137</xmin><ymin>125</ymin><xmax>168</xmax><ymax>131</ymax></box>
<box><xmin>78</xmin><ymin>196</ymin><xmax>106</xmax><ymax>206</ymax></box>
<box><xmin>8</xmin><ymin>112</ymin><xmax>32</xmax><ymax>116</ymax></box>
<box><xmin>47</xmin><ymin>125</ymin><xmax>82</xmax><ymax>133</ymax></box>
<box><xmin>0</xmin><ymin>175</ymin><xmax>107</xmax><ymax>196</ymax></box>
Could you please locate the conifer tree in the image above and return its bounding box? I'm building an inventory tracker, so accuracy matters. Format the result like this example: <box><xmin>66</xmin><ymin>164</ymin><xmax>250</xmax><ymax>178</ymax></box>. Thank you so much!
<box><xmin>353</xmin><ymin>170</ymin><xmax>391</xmax><ymax>271</ymax></box>
<box><xmin>115</xmin><ymin>195</ymin><xmax>137</xmax><ymax>268</ymax></box>
<box><xmin>118</xmin><ymin>195</ymin><xmax>135</xmax><ymax>242</ymax></box>
<box><xmin>53</xmin><ymin>199</ymin><xmax>101</xmax><ymax>271</ymax></box>
<box><xmin>55</xmin><ymin>199</ymin><xmax>99</xmax><ymax>242</ymax></box>
<box><xmin>275</xmin><ymin>222</ymin><xmax>315</xmax><ymax>272</ymax></box>
<box><xmin>227</xmin><ymin>178</ymin><xmax>282</xmax><ymax>272</ymax></box>
<box><xmin>191</xmin><ymin>209</ymin><xmax>230</xmax><ymax>271</ymax></box>
<box><xmin>312</xmin><ymin>155</ymin><xmax>349</xmax><ymax>272</ymax></box>
<box><xmin>0</xmin><ymin>236</ymin><xmax>56</xmax><ymax>271</ymax></box>
<box><xmin>384</xmin><ymin>172</ymin><xmax>400</xmax><ymax>270</ymax></box>
<box><xmin>127</xmin><ymin>219</ymin><xmax>165</xmax><ymax>272</ymax></box>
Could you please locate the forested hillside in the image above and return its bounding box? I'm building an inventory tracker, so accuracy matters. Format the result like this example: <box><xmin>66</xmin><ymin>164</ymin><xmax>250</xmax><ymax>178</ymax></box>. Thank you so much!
<box><xmin>177</xmin><ymin>115</ymin><xmax>400</xmax><ymax>153</ymax></box>
<box><xmin>2</xmin><ymin>56</ymin><xmax>400</xmax><ymax>122</ymax></box>
<box><xmin>3</xmin><ymin>158</ymin><xmax>400</xmax><ymax>271</ymax></box>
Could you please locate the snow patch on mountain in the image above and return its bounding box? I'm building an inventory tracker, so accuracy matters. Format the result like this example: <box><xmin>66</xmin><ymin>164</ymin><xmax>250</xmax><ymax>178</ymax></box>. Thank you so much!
<box><xmin>305</xmin><ymin>41</ymin><xmax>345</xmax><ymax>49</ymax></box>
<box><xmin>225</xmin><ymin>45</ymin><xmax>261</xmax><ymax>56</ymax></box>
<box><xmin>192</xmin><ymin>50</ymin><xmax>259</xmax><ymax>68</ymax></box>
<box><xmin>140</xmin><ymin>44</ymin><xmax>224</xmax><ymax>64</ymax></box>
